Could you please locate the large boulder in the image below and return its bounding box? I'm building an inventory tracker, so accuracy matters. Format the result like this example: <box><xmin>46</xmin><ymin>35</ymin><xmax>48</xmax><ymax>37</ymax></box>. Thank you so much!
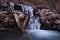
<box><xmin>40</xmin><ymin>9</ymin><xmax>60</xmax><ymax>30</ymax></box>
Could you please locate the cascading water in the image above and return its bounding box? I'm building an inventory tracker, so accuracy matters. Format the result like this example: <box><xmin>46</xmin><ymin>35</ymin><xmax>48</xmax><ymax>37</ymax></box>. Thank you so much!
<box><xmin>21</xmin><ymin>4</ymin><xmax>41</xmax><ymax>31</ymax></box>
<box><xmin>9</xmin><ymin>2</ymin><xmax>41</xmax><ymax>30</ymax></box>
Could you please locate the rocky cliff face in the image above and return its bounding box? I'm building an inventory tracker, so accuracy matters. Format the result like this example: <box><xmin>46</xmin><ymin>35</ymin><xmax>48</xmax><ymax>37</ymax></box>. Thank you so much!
<box><xmin>8</xmin><ymin>0</ymin><xmax>60</xmax><ymax>12</ymax></box>
<box><xmin>2</xmin><ymin>0</ymin><xmax>60</xmax><ymax>9</ymax></box>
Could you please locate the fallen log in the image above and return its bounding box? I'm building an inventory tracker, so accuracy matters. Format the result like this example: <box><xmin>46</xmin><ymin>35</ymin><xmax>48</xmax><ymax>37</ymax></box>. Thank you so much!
<box><xmin>13</xmin><ymin>11</ymin><xmax>28</xmax><ymax>33</ymax></box>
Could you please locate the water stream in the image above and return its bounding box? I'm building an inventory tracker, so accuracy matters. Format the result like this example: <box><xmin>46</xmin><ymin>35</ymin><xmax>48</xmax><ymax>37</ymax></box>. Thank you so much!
<box><xmin>21</xmin><ymin>4</ymin><xmax>41</xmax><ymax>31</ymax></box>
<box><xmin>9</xmin><ymin>2</ymin><xmax>41</xmax><ymax>31</ymax></box>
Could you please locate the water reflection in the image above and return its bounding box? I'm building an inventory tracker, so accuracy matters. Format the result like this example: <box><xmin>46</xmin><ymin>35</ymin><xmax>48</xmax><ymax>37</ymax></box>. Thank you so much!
<box><xmin>27</xmin><ymin>30</ymin><xmax>60</xmax><ymax>40</ymax></box>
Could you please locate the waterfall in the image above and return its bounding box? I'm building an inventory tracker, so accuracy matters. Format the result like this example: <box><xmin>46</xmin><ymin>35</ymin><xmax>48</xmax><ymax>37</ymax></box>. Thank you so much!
<box><xmin>20</xmin><ymin>4</ymin><xmax>41</xmax><ymax>31</ymax></box>
<box><xmin>9</xmin><ymin>2</ymin><xmax>41</xmax><ymax>31</ymax></box>
<box><xmin>9</xmin><ymin>2</ymin><xmax>14</xmax><ymax>13</ymax></box>
<box><xmin>34</xmin><ymin>16</ymin><xmax>41</xmax><ymax>30</ymax></box>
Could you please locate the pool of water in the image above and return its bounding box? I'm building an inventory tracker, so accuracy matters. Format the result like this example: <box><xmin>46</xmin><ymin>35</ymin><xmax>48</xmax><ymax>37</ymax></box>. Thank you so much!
<box><xmin>0</xmin><ymin>30</ymin><xmax>60</xmax><ymax>40</ymax></box>
<box><xmin>27</xmin><ymin>30</ymin><xmax>60</xmax><ymax>40</ymax></box>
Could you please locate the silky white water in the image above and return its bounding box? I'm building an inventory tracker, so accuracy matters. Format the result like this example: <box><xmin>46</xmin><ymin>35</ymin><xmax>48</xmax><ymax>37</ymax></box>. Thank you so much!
<box><xmin>21</xmin><ymin>5</ymin><xmax>41</xmax><ymax>31</ymax></box>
